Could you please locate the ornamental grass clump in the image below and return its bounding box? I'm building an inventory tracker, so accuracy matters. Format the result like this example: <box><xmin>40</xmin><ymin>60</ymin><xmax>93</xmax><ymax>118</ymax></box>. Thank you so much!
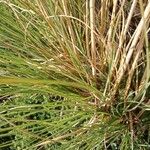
<box><xmin>0</xmin><ymin>0</ymin><xmax>150</xmax><ymax>149</ymax></box>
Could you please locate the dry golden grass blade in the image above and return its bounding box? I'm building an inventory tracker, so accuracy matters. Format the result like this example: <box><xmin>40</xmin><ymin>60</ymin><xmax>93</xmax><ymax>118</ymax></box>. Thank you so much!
<box><xmin>107</xmin><ymin>0</ymin><xmax>118</xmax><ymax>60</ymax></box>
<box><xmin>114</xmin><ymin>0</ymin><xmax>137</xmax><ymax>65</ymax></box>
<box><xmin>107</xmin><ymin>0</ymin><xmax>118</xmax><ymax>41</ymax></box>
<box><xmin>124</xmin><ymin>36</ymin><xmax>144</xmax><ymax>100</ymax></box>
<box><xmin>111</xmin><ymin>1</ymin><xmax>150</xmax><ymax>101</ymax></box>
<box><xmin>86</xmin><ymin>0</ymin><xmax>90</xmax><ymax>59</ymax></box>
<box><xmin>99</xmin><ymin>0</ymin><xmax>107</xmax><ymax>34</ymax></box>
<box><xmin>103</xmin><ymin>0</ymin><xmax>126</xmax><ymax>96</ymax></box>
<box><xmin>90</xmin><ymin>0</ymin><xmax>96</xmax><ymax>77</ymax></box>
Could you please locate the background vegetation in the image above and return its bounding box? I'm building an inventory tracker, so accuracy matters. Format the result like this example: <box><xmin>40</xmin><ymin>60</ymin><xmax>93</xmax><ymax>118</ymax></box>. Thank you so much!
<box><xmin>0</xmin><ymin>0</ymin><xmax>150</xmax><ymax>149</ymax></box>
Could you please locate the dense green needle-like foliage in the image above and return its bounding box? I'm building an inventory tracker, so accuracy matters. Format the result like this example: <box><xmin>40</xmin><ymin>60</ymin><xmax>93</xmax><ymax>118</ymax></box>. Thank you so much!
<box><xmin>0</xmin><ymin>0</ymin><xmax>150</xmax><ymax>149</ymax></box>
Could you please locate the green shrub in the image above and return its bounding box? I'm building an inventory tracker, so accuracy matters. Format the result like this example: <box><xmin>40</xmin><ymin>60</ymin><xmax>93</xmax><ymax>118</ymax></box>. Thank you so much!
<box><xmin>0</xmin><ymin>0</ymin><xmax>150</xmax><ymax>149</ymax></box>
